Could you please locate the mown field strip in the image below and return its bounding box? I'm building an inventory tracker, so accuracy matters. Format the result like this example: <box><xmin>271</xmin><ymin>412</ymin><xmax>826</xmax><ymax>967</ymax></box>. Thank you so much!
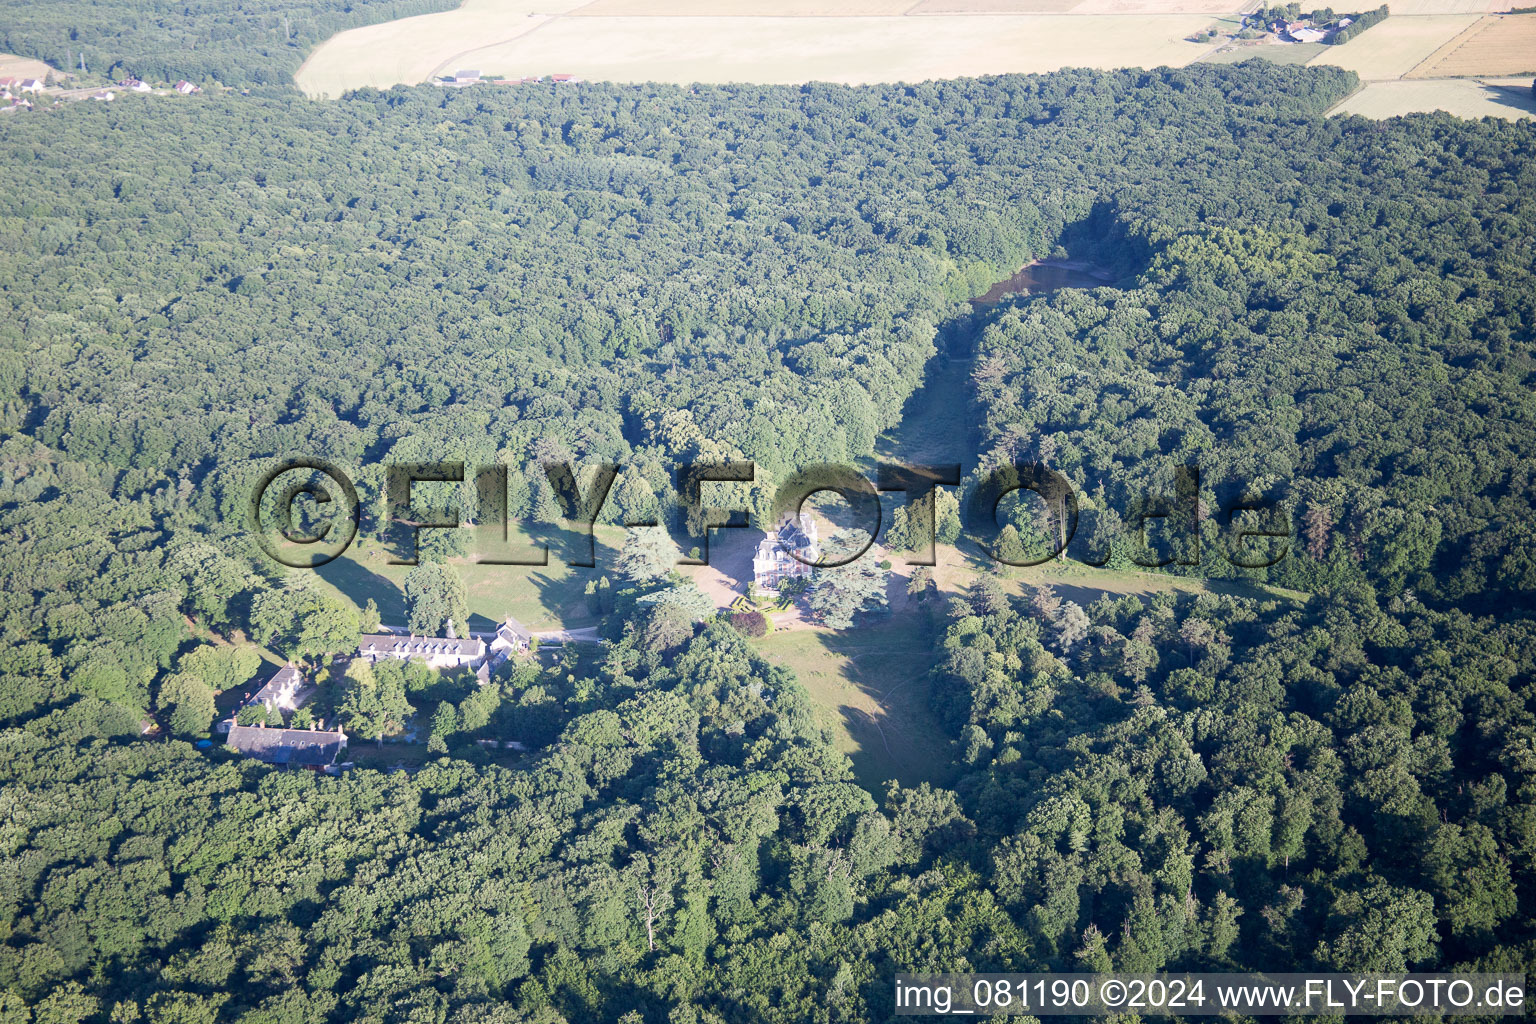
<box><xmin>1407</xmin><ymin>13</ymin><xmax>1536</xmax><ymax>76</ymax></box>
<box><xmin>296</xmin><ymin>0</ymin><xmax>1229</xmax><ymax>95</ymax></box>
<box><xmin>1330</xmin><ymin>75</ymin><xmax>1536</xmax><ymax>117</ymax></box>
<box><xmin>438</xmin><ymin>13</ymin><xmax>1214</xmax><ymax>86</ymax></box>
<box><xmin>1306</xmin><ymin>13</ymin><xmax>1480</xmax><ymax>78</ymax></box>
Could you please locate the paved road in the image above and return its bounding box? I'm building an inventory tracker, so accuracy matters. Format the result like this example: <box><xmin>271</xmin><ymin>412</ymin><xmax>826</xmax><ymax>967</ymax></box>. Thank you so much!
<box><xmin>532</xmin><ymin>626</ymin><xmax>602</xmax><ymax>644</ymax></box>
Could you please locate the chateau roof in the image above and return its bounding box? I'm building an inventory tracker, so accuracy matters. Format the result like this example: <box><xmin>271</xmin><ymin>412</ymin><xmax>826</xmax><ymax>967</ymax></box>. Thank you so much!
<box><xmin>359</xmin><ymin>634</ymin><xmax>485</xmax><ymax>658</ymax></box>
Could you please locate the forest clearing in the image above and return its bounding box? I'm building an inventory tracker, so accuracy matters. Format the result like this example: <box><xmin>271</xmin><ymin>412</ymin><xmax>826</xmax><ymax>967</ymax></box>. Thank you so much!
<box><xmin>756</xmin><ymin>612</ymin><xmax>954</xmax><ymax>791</ymax></box>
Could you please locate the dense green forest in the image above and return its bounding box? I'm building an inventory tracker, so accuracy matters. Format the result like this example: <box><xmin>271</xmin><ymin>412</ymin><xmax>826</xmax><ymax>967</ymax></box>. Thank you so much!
<box><xmin>1</xmin><ymin>58</ymin><xmax>1535</xmax><ymax>1023</ymax></box>
<box><xmin>0</xmin><ymin>0</ymin><xmax>458</xmax><ymax>87</ymax></box>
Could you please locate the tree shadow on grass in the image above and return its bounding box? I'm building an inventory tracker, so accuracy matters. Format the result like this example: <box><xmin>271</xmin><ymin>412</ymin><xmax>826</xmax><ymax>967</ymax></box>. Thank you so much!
<box><xmin>811</xmin><ymin>606</ymin><xmax>959</xmax><ymax>792</ymax></box>
<box><xmin>1481</xmin><ymin>82</ymin><xmax>1536</xmax><ymax>118</ymax></box>
<box><xmin>317</xmin><ymin>555</ymin><xmax>405</xmax><ymax>623</ymax></box>
<box><xmin>527</xmin><ymin>568</ymin><xmax>600</xmax><ymax>628</ymax></box>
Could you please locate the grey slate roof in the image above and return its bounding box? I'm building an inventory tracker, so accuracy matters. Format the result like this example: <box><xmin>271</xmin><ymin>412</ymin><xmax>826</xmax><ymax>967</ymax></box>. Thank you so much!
<box><xmin>227</xmin><ymin>725</ymin><xmax>344</xmax><ymax>767</ymax></box>
<box><xmin>498</xmin><ymin>616</ymin><xmax>533</xmax><ymax>643</ymax></box>
<box><xmin>249</xmin><ymin>663</ymin><xmax>303</xmax><ymax>708</ymax></box>
<box><xmin>358</xmin><ymin>634</ymin><xmax>485</xmax><ymax>659</ymax></box>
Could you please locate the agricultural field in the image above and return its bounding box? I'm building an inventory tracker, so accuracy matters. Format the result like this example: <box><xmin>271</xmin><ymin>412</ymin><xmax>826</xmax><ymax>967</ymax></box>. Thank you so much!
<box><xmin>1367</xmin><ymin>0</ymin><xmax>1509</xmax><ymax>13</ymax></box>
<box><xmin>0</xmin><ymin>52</ymin><xmax>54</xmax><ymax>80</ymax></box>
<box><xmin>571</xmin><ymin>0</ymin><xmax>914</xmax><ymax>14</ymax></box>
<box><xmin>295</xmin><ymin>0</ymin><xmax>585</xmax><ymax>97</ymax></box>
<box><xmin>909</xmin><ymin>0</ymin><xmax>1239</xmax><ymax>11</ymax></box>
<box><xmin>1408</xmin><ymin>13</ymin><xmax>1536</xmax><ymax>76</ymax></box>
<box><xmin>1305</xmin><ymin>13</ymin><xmax>1480</xmax><ymax>78</ymax></box>
<box><xmin>297</xmin><ymin>0</ymin><xmax>1218</xmax><ymax>95</ymax></box>
<box><xmin>1068</xmin><ymin>0</ymin><xmax>1242</xmax><ymax>11</ymax></box>
<box><xmin>907</xmin><ymin>0</ymin><xmax>1083</xmax><ymax>14</ymax></box>
<box><xmin>450</xmin><ymin>13</ymin><xmax>1210</xmax><ymax>86</ymax></box>
<box><xmin>1202</xmin><ymin>40</ymin><xmax>1328</xmax><ymax>62</ymax></box>
<box><xmin>1331</xmin><ymin>74</ymin><xmax>1536</xmax><ymax>116</ymax></box>
<box><xmin>1370</xmin><ymin>0</ymin><xmax>1511</xmax><ymax>10</ymax></box>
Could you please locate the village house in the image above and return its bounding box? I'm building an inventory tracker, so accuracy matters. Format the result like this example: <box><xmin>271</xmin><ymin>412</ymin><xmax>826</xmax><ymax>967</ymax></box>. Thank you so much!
<box><xmin>550</xmin><ymin>73</ymin><xmax>581</xmax><ymax>84</ymax></box>
<box><xmin>174</xmin><ymin>80</ymin><xmax>200</xmax><ymax>95</ymax></box>
<box><xmin>215</xmin><ymin>662</ymin><xmax>314</xmax><ymax>734</ymax></box>
<box><xmin>357</xmin><ymin>631</ymin><xmax>486</xmax><ymax>669</ymax></box>
<box><xmin>218</xmin><ymin>665</ymin><xmax>345</xmax><ymax>768</ymax></box>
<box><xmin>19</xmin><ymin>79</ymin><xmax>45</xmax><ymax>93</ymax></box>
<box><xmin>752</xmin><ymin>511</ymin><xmax>820</xmax><ymax>591</ymax></box>
<box><xmin>226</xmin><ymin>722</ymin><xmax>346</xmax><ymax>769</ymax></box>
<box><xmin>490</xmin><ymin>616</ymin><xmax>533</xmax><ymax>660</ymax></box>
<box><xmin>250</xmin><ymin>663</ymin><xmax>308</xmax><ymax>715</ymax></box>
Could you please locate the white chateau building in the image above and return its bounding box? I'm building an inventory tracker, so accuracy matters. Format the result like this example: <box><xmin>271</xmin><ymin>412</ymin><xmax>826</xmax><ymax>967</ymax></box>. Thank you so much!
<box><xmin>356</xmin><ymin>631</ymin><xmax>486</xmax><ymax>670</ymax></box>
<box><xmin>356</xmin><ymin>617</ymin><xmax>534</xmax><ymax>682</ymax></box>
<box><xmin>752</xmin><ymin>511</ymin><xmax>820</xmax><ymax>590</ymax></box>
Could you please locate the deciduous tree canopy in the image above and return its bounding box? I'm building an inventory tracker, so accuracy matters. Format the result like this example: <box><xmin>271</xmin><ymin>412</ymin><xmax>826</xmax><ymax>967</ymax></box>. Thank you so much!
<box><xmin>0</xmin><ymin>59</ymin><xmax>1534</xmax><ymax>1023</ymax></box>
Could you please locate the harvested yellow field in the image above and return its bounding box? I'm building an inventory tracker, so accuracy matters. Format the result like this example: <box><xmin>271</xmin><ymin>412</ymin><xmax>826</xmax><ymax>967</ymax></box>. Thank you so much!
<box><xmin>1331</xmin><ymin>75</ymin><xmax>1536</xmax><ymax>117</ymax></box>
<box><xmin>1374</xmin><ymin>0</ymin><xmax>1503</xmax><ymax>13</ymax></box>
<box><xmin>295</xmin><ymin>0</ymin><xmax>590</xmax><ymax>98</ymax></box>
<box><xmin>450</xmin><ymin>13</ymin><xmax>1213</xmax><ymax>84</ymax></box>
<box><xmin>908</xmin><ymin>0</ymin><xmax>1083</xmax><ymax>13</ymax></box>
<box><xmin>571</xmin><ymin>0</ymin><xmax>914</xmax><ymax>13</ymax></box>
<box><xmin>1306</xmin><ymin>14</ymin><xmax>1479</xmax><ymax>79</ymax></box>
<box><xmin>1071</xmin><ymin>0</ymin><xmax>1240</xmax><ymax>12</ymax></box>
<box><xmin>0</xmin><ymin>52</ymin><xmax>54</xmax><ymax>81</ymax></box>
<box><xmin>296</xmin><ymin>0</ymin><xmax>1226</xmax><ymax>96</ymax></box>
<box><xmin>911</xmin><ymin>0</ymin><xmax>1243</xmax><ymax>9</ymax></box>
<box><xmin>1408</xmin><ymin>13</ymin><xmax>1536</xmax><ymax>76</ymax></box>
